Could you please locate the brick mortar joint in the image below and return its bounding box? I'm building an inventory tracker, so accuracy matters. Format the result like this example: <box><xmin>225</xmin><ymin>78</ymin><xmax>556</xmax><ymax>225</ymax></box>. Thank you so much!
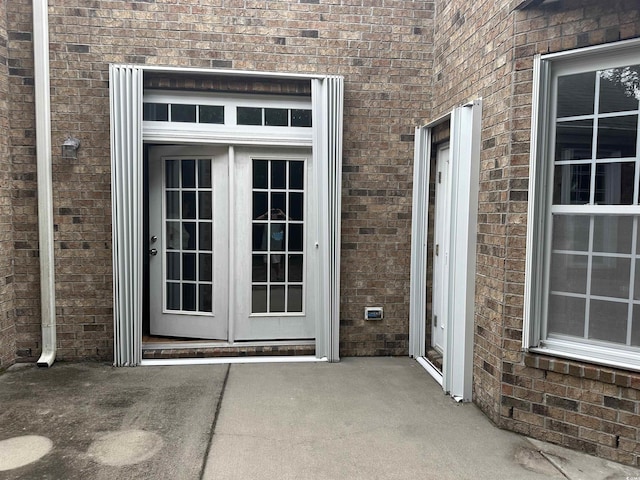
<box><xmin>523</xmin><ymin>352</ymin><xmax>640</xmax><ymax>387</ymax></box>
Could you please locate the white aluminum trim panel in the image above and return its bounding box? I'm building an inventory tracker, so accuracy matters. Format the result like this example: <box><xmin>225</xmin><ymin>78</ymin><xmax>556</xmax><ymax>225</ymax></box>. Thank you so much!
<box><xmin>110</xmin><ymin>65</ymin><xmax>143</xmax><ymax>366</ymax></box>
<box><xmin>141</xmin><ymin>355</ymin><xmax>328</xmax><ymax>366</ymax></box>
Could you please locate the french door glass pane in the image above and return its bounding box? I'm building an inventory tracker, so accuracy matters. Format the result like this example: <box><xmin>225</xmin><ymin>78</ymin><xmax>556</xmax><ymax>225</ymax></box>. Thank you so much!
<box><xmin>164</xmin><ymin>158</ymin><xmax>214</xmax><ymax>314</ymax></box>
<box><xmin>251</xmin><ymin>158</ymin><xmax>305</xmax><ymax>314</ymax></box>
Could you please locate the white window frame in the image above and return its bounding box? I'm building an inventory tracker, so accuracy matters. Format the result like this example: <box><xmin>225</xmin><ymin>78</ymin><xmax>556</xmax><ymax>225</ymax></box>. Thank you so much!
<box><xmin>524</xmin><ymin>38</ymin><xmax>640</xmax><ymax>370</ymax></box>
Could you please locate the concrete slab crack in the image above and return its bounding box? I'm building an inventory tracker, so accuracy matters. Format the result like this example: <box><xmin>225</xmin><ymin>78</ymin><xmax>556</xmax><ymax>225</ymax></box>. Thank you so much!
<box><xmin>199</xmin><ymin>363</ymin><xmax>231</xmax><ymax>480</ymax></box>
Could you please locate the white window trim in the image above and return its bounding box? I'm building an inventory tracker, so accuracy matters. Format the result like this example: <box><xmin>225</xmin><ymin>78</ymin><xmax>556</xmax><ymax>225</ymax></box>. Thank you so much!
<box><xmin>524</xmin><ymin>38</ymin><xmax>640</xmax><ymax>369</ymax></box>
<box><xmin>109</xmin><ymin>65</ymin><xmax>343</xmax><ymax>366</ymax></box>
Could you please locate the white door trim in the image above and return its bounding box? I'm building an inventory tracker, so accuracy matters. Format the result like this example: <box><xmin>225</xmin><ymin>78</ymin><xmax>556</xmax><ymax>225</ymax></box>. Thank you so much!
<box><xmin>109</xmin><ymin>65</ymin><xmax>343</xmax><ymax>365</ymax></box>
<box><xmin>409</xmin><ymin>100</ymin><xmax>482</xmax><ymax>401</ymax></box>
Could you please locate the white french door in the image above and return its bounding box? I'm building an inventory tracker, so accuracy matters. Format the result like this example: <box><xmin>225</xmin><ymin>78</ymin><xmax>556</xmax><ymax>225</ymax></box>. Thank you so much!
<box><xmin>149</xmin><ymin>146</ymin><xmax>229</xmax><ymax>339</ymax></box>
<box><xmin>148</xmin><ymin>145</ymin><xmax>315</xmax><ymax>341</ymax></box>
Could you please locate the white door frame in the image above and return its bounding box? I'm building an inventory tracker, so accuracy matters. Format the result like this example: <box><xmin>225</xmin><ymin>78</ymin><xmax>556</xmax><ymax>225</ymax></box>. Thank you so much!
<box><xmin>109</xmin><ymin>65</ymin><xmax>343</xmax><ymax>365</ymax></box>
<box><xmin>409</xmin><ymin>100</ymin><xmax>482</xmax><ymax>401</ymax></box>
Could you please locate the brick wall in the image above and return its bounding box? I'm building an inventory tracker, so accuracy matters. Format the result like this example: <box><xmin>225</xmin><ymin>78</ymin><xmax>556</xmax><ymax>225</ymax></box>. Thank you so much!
<box><xmin>8</xmin><ymin>0</ymin><xmax>435</xmax><ymax>360</ymax></box>
<box><xmin>500</xmin><ymin>0</ymin><xmax>640</xmax><ymax>466</ymax></box>
<box><xmin>0</xmin><ymin>0</ymin><xmax>16</xmax><ymax>370</ymax></box>
<box><xmin>432</xmin><ymin>0</ymin><xmax>517</xmax><ymax>423</ymax></box>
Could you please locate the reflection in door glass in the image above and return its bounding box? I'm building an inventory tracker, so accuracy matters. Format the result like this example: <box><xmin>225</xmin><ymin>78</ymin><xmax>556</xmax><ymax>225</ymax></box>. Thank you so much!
<box><xmin>164</xmin><ymin>157</ymin><xmax>214</xmax><ymax>314</ymax></box>
<box><xmin>251</xmin><ymin>158</ymin><xmax>305</xmax><ymax>314</ymax></box>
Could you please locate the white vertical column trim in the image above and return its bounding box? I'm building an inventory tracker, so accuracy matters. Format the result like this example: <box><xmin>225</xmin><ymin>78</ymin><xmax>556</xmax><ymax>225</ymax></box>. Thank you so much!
<box><xmin>227</xmin><ymin>145</ymin><xmax>236</xmax><ymax>343</ymax></box>
<box><xmin>110</xmin><ymin>65</ymin><xmax>143</xmax><ymax>366</ymax></box>
<box><xmin>409</xmin><ymin>126</ymin><xmax>431</xmax><ymax>358</ymax></box>
<box><xmin>312</xmin><ymin>76</ymin><xmax>344</xmax><ymax>362</ymax></box>
<box><xmin>447</xmin><ymin>101</ymin><xmax>482</xmax><ymax>402</ymax></box>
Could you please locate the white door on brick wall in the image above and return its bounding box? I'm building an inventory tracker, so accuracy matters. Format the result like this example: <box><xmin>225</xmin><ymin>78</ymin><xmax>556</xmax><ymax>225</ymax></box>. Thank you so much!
<box><xmin>432</xmin><ymin>144</ymin><xmax>450</xmax><ymax>353</ymax></box>
<box><xmin>233</xmin><ymin>147</ymin><xmax>315</xmax><ymax>340</ymax></box>
<box><xmin>148</xmin><ymin>145</ymin><xmax>315</xmax><ymax>341</ymax></box>
<box><xmin>149</xmin><ymin>146</ymin><xmax>229</xmax><ymax>339</ymax></box>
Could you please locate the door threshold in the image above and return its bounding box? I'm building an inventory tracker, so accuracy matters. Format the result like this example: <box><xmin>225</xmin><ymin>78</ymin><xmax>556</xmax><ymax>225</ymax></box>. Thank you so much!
<box><xmin>141</xmin><ymin>355</ymin><xmax>327</xmax><ymax>366</ymax></box>
<box><xmin>416</xmin><ymin>356</ymin><xmax>443</xmax><ymax>386</ymax></box>
<box><xmin>142</xmin><ymin>338</ymin><xmax>315</xmax><ymax>350</ymax></box>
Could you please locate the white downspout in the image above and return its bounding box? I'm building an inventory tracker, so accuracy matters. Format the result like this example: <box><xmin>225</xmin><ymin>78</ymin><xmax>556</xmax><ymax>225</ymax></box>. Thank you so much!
<box><xmin>33</xmin><ymin>0</ymin><xmax>56</xmax><ymax>367</ymax></box>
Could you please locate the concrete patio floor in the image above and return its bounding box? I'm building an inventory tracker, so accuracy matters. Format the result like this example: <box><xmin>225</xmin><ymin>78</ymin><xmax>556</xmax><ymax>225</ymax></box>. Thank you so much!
<box><xmin>1</xmin><ymin>357</ymin><xmax>639</xmax><ymax>479</ymax></box>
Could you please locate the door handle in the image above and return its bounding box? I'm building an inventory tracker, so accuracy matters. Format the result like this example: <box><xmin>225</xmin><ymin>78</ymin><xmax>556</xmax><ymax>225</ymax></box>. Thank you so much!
<box><xmin>149</xmin><ymin>248</ymin><xmax>158</xmax><ymax>256</ymax></box>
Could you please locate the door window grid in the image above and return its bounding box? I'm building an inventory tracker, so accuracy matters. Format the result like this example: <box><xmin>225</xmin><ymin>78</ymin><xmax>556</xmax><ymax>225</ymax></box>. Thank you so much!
<box><xmin>546</xmin><ymin>63</ymin><xmax>640</xmax><ymax>350</ymax></box>
<box><xmin>251</xmin><ymin>159</ymin><xmax>305</xmax><ymax>314</ymax></box>
<box><xmin>164</xmin><ymin>158</ymin><xmax>214</xmax><ymax>314</ymax></box>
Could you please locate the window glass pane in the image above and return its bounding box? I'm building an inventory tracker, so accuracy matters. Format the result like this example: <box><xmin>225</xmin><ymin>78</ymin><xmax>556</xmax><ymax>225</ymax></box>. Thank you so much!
<box><xmin>590</xmin><ymin>256</ymin><xmax>630</xmax><ymax>299</ymax></box>
<box><xmin>199</xmin><ymin>105</ymin><xmax>224</xmax><ymax>124</ymax></box>
<box><xmin>167</xmin><ymin>282</ymin><xmax>180</xmax><ymax>310</ymax></box>
<box><xmin>289</xmin><ymin>192</ymin><xmax>304</xmax><ymax>221</ymax></box>
<box><xmin>288</xmin><ymin>254</ymin><xmax>303</xmax><ymax>282</ymax></box>
<box><xmin>289</xmin><ymin>224</ymin><xmax>303</xmax><ymax>252</ymax></box>
<box><xmin>182</xmin><ymin>192</ymin><xmax>196</xmax><ymax>219</ymax></box>
<box><xmin>553</xmin><ymin>164</ymin><xmax>591</xmax><ymax>205</ymax></box>
<box><xmin>289</xmin><ymin>161</ymin><xmax>304</xmax><ymax>189</ymax></box>
<box><xmin>555</xmin><ymin>120</ymin><xmax>593</xmax><ymax>161</ymax></box>
<box><xmin>199</xmin><ymin>253</ymin><xmax>212</xmax><ymax>282</ymax></box>
<box><xmin>634</xmin><ymin>260</ymin><xmax>640</xmax><ymax>301</ymax></box>
<box><xmin>166</xmin><ymin>159</ymin><xmax>179</xmax><ymax>188</ymax></box>
<box><xmin>594</xmin><ymin>162</ymin><xmax>634</xmax><ymax>205</ymax></box>
<box><xmin>550</xmin><ymin>253</ymin><xmax>587</xmax><ymax>294</ymax></box>
<box><xmin>593</xmin><ymin>216</ymin><xmax>633</xmax><ymax>254</ymax></box>
<box><xmin>271</xmin><ymin>192</ymin><xmax>286</xmax><ymax>217</ymax></box>
<box><xmin>589</xmin><ymin>299</ymin><xmax>628</xmax><ymax>344</ymax></box>
<box><xmin>631</xmin><ymin>305</ymin><xmax>640</xmax><ymax>346</ymax></box>
<box><xmin>557</xmin><ymin>72</ymin><xmax>595</xmax><ymax>118</ymax></box>
<box><xmin>288</xmin><ymin>286</ymin><xmax>303</xmax><ymax>312</ymax></box>
<box><xmin>270</xmin><ymin>224</ymin><xmax>286</xmax><ymax>251</ymax></box>
<box><xmin>182</xmin><ymin>160</ymin><xmax>196</xmax><ymax>188</ymax></box>
<box><xmin>167</xmin><ymin>252</ymin><xmax>180</xmax><ymax>281</ymax></box>
<box><xmin>198</xmin><ymin>159</ymin><xmax>211</xmax><ymax>188</ymax></box>
<box><xmin>166</xmin><ymin>192</ymin><xmax>180</xmax><ymax>219</ymax></box>
<box><xmin>265</xmin><ymin>108</ymin><xmax>288</xmax><ymax>126</ymax></box>
<box><xmin>171</xmin><ymin>104</ymin><xmax>196</xmax><ymax>123</ymax></box>
<box><xmin>599</xmin><ymin>66</ymin><xmax>640</xmax><ymax>114</ymax></box>
<box><xmin>253</xmin><ymin>160</ymin><xmax>268</xmax><ymax>189</ymax></box>
<box><xmin>291</xmin><ymin>109</ymin><xmax>312</xmax><ymax>127</ymax></box>
<box><xmin>182</xmin><ymin>253</ymin><xmax>196</xmax><ymax>281</ymax></box>
<box><xmin>143</xmin><ymin>103</ymin><xmax>168</xmax><ymax>121</ymax></box>
<box><xmin>252</xmin><ymin>286</ymin><xmax>267</xmax><ymax>313</ymax></box>
<box><xmin>252</xmin><ymin>254</ymin><xmax>267</xmax><ymax>282</ymax></box>
<box><xmin>166</xmin><ymin>221</ymin><xmax>182</xmax><ymax>250</ymax></box>
<box><xmin>183</xmin><ymin>284</ymin><xmax>196</xmax><ymax>311</ymax></box>
<box><xmin>254</xmin><ymin>224</ymin><xmax>267</xmax><ymax>251</ymax></box>
<box><xmin>198</xmin><ymin>192</ymin><xmax>212</xmax><ymax>220</ymax></box>
<box><xmin>183</xmin><ymin>222</ymin><xmax>196</xmax><ymax>250</ymax></box>
<box><xmin>270</xmin><ymin>286</ymin><xmax>286</xmax><ymax>312</ymax></box>
<box><xmin>270</xmin><ymin>254</ymin><xmax>284</xmax><ymax>282</ymax></box>
<box><xmin>551</xmin><ymin>215</ymin><xmax>590</xmax><ymax>251</ymax></box>
<box><xmin>199</xmin><ymin>285</ymin><xmax>212</xmax><ymax>313</ymax></box>
<box><xmin>547</xmin><ymin>294</ymin><xmax>585</xmax><ymax>337</ymax></box>
<box><xmin>253</xmin><ymin>192</ymin><xmax>268</xmax><ymax>220</ymax></box>
<box><xmin>237</xmin><ymin>107</ymin><xmax>262</xmax><ymax>125</ymax></box>
<box><xmin>199</xmin><ymin>223</ymin><xmax>212</xmax><ymax>251</ymax></box>
<box><xmin>596</xmin><ymin>116</ymin><xmax>638</xmax><ymax>159</ymax></box>
<box><xmin>271</xmin><ymin>160</ymin><xmax>286</xmax><ymax>189</ymax></box>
